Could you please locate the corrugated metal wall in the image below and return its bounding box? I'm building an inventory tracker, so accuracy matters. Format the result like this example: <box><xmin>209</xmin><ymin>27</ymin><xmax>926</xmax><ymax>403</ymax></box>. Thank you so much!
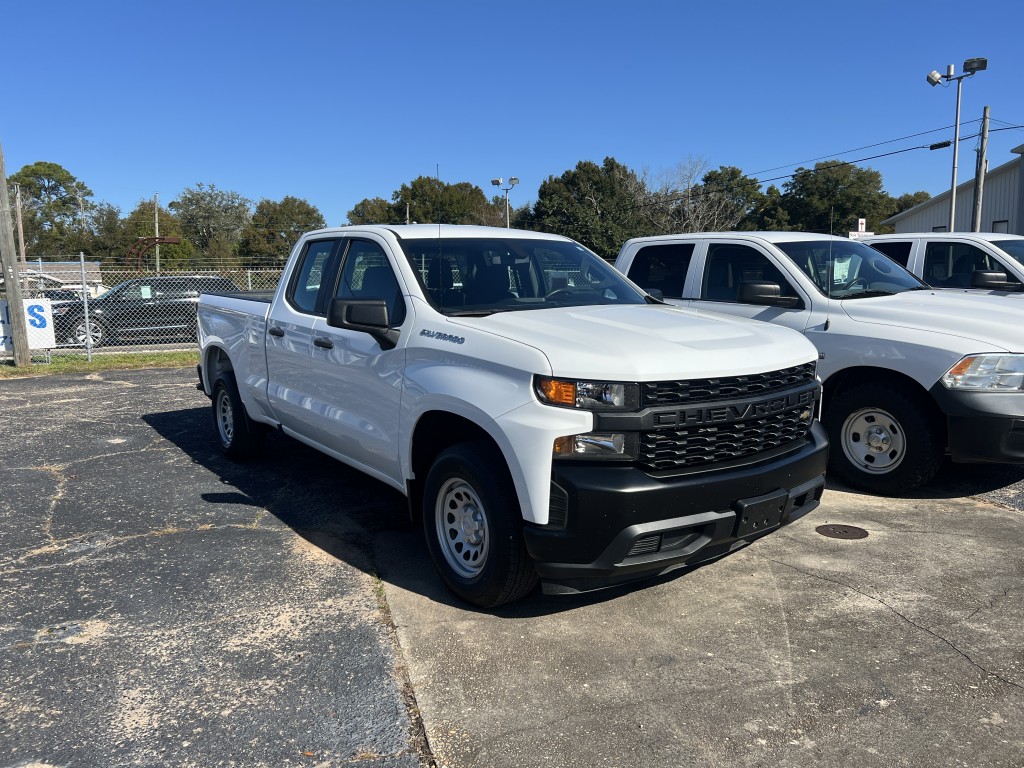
<box><xmin>891</xmin><ymin>154</ymin><xmax>1022</xmax><ymax>234</ymax></box>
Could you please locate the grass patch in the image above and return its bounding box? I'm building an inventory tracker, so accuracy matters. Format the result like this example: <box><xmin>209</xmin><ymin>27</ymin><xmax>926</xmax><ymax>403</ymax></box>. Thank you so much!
<box><xmin>0</xmin><ymin>350</ymin><xmax>199</xmax><ymax>379</ymax></box>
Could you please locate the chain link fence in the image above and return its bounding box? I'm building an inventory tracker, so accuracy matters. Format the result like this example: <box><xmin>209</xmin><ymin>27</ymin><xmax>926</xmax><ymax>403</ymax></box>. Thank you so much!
<box><xmin>1</xmin><ymin>265</ymin><xmax>283</xmax><ymax>362</ymax></box>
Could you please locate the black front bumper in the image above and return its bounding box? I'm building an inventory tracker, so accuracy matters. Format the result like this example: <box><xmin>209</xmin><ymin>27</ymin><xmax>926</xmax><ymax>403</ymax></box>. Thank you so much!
<box><xmin>930</xmin><ymin>384</ymin><xmax>1024</xmax><ymax>463</ymax></box>
<box><xmin>524</xmin><ymin>422</ymin><xmax>828</xmax><ymax>594</ymax></box>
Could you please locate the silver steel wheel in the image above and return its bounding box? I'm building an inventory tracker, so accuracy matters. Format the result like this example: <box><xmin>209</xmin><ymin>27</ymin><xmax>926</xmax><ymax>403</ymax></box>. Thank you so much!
<box><xmin>434</xmin><ymin>477</ymin><xmax>490</xmax><ymax>579</ymax></box>
<box><xmin>216</xmin><ymin>388</ymin><xmax>235</xmax><ymax>447</ymax></box>
<box><xmin>840</xmin><ymin>405</ymin><xmax>906</xmax><ymax>475</ymax></box>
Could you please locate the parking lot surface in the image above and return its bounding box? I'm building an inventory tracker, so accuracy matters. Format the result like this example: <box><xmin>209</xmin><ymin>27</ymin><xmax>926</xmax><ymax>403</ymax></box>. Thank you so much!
<box><xmin>2</xmin><ymin>367</ymin><xmax>1023</xmax><ymax>767</ymax></box>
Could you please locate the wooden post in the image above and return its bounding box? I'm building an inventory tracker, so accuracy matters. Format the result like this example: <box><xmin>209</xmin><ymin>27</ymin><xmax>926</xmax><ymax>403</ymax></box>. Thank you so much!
<box><xmin>0</xmin><ymin>139</ymin><xmax>31</xmax><ymax>366</ymax></box>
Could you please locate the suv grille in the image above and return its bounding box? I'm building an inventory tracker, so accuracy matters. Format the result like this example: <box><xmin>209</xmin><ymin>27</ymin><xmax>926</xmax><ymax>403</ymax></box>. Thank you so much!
<box><xmin>637</xmin><ymin>363</ymin><xmax>817</xmax><ymax>471</ymax></box>
<box><xmin>640</xmin><ymin>362</ymin><xmax>816</xmax><ymax>407</ymax></box>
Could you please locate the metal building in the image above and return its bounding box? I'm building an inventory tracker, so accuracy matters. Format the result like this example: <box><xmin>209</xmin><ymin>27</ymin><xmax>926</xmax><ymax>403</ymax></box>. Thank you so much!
<box><xmin>882</xmin><ymin>144</ymin><xmax>1023</xmax><ymax>234</ymax></box>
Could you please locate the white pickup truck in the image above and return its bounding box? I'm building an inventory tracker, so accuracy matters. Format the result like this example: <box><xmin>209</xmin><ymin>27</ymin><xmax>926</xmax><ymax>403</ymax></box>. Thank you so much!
<box><xmin>862</xmin><ymin>232</ymin><xmax>1024</xmax><ymax>296</ymax></box>
<box><xmin>614</xmin><ymin>232</ymin><xmax>1024</xmax><ymax>496</ymax></box>
<box><xmin>197</xmin><ymin>224</ymin><xmax>828</xmax><ymax>607</ymax></box>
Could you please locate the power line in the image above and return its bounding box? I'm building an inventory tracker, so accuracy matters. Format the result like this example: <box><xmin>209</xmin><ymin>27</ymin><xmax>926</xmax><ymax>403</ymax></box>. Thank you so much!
<box><xmin>749</xmin><ymin>122</ymin><xmax>978</xmax><ymax>176</ymax></box>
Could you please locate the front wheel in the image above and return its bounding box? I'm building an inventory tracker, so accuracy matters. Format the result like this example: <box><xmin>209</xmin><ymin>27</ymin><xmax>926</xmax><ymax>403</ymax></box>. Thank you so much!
<box><xmin>824</xmin><ymin>382</ymin><xmax>944</xmax><ymax>495</ymax></box>
<box><xmin>423</xmin><ymin>442</ymin><xmax>538</xmax><ymax>608</ymax></box>
<box><xmin>212</xmin><ymin>372</ymin><xmax>265</xmax><ymax>460</ymax></box>
<box><xmin>71</xmin><ymin>318</ymin><xmax>106</xmax><ymax>347</ymax></box>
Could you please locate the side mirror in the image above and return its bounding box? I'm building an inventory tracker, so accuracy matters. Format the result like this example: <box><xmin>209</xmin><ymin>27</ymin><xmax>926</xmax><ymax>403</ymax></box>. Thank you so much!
<box><xmin>970</xmin><ymin>270</ymin><xmax>1021</xmax><ymax>291</ymax></box>
<box><xmin>326</xmin><ymin>298</ymin><xmax>399</xmax><ymax>348</ymax></box>
<box><xmin>645</xmin><ymin>287</ymin><xmax>664</xmax><ymax>300</ymax></box>
<box><xmin>737</xmin><ymin>280</ymin><xmax>802</xmax><ymax>308</ymax></box>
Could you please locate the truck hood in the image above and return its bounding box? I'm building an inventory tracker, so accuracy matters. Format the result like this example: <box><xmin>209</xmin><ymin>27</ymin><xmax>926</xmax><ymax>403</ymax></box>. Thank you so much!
<box><xmin>449</xmin><ymin>304</ymin><xmax>817</xmax><ymax>380</ymax></box>
<box><xmin>839</xmin><ymin>290</ymin><xmax>1023</xmax><ymax>352</ymax></box>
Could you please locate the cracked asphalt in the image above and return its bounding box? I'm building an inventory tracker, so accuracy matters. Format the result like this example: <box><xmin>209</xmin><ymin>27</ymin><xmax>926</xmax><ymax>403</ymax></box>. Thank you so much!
<box><xmin>2</xmin><ymin>367</ymin><xmax>1024</xmax><ymax>767</ymax></box>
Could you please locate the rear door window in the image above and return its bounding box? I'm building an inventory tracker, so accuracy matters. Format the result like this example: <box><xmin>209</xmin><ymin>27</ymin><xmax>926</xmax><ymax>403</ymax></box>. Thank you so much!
<box><xmin>627</xmin><ymin>243</ymin><xmax>694</xmax><ymax>298</ymax></box>
<box><xmin>289</xmin><ymin>239</ymin><xmax>338</xmax><ymax>314</ymax></box>
<box><xmin>869</xmin><ymin>241</ymin><xmax>912</xmax><ymax>267</ymax></box>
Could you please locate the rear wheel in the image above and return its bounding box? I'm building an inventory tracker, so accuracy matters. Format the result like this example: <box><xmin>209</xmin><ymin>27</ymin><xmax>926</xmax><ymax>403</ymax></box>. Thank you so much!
<box><xmin>423</xmin><ymin>442</ymin><xmax>538</xmax><ymax>607</ymax></box>
<box><xmin>212</xmin><ymin>372</ymin><xmax>265</xmax><ymax>459</ymax></box>
<box><xmin>824</xmin><ymin>382</ymin><xmax>944</xmax><ymax>495</ymax></box>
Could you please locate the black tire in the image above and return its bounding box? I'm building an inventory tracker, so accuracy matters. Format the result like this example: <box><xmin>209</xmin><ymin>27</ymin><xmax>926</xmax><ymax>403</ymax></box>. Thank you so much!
<box><xmin>212</xmin><ymin>372</ymin><xmax>265</xmax><ymax>460</ymax></box>
<box><xmin>824</xmin><ymin>381</ymin><xmax>944</xmax><ymax>495</ymax></box>
<box><xmin>423</xmin><ymin>442</ymin><xmax>538</xmax><ymax>608</ymax></box>
<box><xmin>71</xmin><ymin>318</ymin><xmax>106</xmax><ymax>347</ymax></box>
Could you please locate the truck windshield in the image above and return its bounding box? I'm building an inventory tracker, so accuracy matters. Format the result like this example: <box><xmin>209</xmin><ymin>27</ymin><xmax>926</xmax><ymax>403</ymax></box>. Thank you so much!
<box><xmin>776</xmin><ymin>240</ymin><xmax>927</xmax><ymax>299</ymax></box>
<box><xmin>992</xmin><ymin>239</ymin><xmax>1024</xmax><ymax>266</ymax></box>
<box><xmin>399</xmin><ymin>237</ymin><xmax>648</xmax><ymax>314</ymax></box>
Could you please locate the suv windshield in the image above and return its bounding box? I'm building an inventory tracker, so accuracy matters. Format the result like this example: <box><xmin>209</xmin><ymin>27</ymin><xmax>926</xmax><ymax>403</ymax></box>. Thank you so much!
<box><xmin>993</xmin><ymin>239</ymin><xmax>1024</xmax><ymax>266</ymax></box>
<box><xmin>777</xmin><ymin>240</ymin><xmax>926</xmax><ymax>299</ymax></box>
<box><xmin>398</xmin><ymin>237</ymin><xmax>647</xmax><ymax>315</ymax></box>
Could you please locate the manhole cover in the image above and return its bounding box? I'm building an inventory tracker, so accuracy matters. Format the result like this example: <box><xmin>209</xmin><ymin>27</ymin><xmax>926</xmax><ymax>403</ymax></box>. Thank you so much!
<box><xmin>816</xmin><ymin>524</ymin><xmax>869</xmax><ymax>540</ymax></box>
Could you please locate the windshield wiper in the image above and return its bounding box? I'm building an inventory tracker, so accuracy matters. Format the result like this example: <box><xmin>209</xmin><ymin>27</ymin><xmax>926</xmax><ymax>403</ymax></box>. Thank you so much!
<box><xmin>837</xmin><ymin>289</ymin><xmax>898</xmax><ymax>299</ymax></box>
<box><xmin>445</xmin><ymin>308</ymin><xmax>515</xmax><ymax>317</ymax></box>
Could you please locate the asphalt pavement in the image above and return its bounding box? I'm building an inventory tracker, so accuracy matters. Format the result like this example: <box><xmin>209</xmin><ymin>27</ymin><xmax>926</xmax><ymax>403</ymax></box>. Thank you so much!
<box><xmin>2</xmin><ymin>367</ymin><xmax>1023</xmax><ymax>768</ymax></box>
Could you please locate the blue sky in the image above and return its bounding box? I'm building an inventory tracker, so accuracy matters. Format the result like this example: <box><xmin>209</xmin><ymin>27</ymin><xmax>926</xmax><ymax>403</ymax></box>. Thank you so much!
<box><xmin>4</xmin><ymin>0</ymin><xmax>1021</xmax><ymax>227</ymax></box>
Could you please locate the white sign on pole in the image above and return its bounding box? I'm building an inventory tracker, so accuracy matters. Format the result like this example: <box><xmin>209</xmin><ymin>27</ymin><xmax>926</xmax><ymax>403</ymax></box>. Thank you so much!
<box><xmin>1</xmin><ymin>299</ymin><xmax>56</xmax><ymax>351</ymax></box>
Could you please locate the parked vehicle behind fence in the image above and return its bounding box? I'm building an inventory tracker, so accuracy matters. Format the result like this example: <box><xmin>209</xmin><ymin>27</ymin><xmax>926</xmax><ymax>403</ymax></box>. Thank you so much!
<box><xmin>53</xmin><ymin>274</ymin><xmax>238</xmax><ymax>347</ymax></box>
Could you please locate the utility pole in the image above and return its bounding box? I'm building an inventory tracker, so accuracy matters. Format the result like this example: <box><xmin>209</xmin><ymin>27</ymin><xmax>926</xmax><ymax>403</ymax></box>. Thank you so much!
<box><xmin>0</xmin><ymin>139</ymin><xmax>31</xmax><ymax>366</ymax></box>
<box><xmin>154</xmin><ymin>192</ymin><xmax>160</xmax><ymax>273</ymax></box>
<box><xmin>13</xmin><ymin>182</ymin><xmax>27</xmax><ymax>287</ymax></box>
<box><xmin>971</xmin><ymin>106</ymin><xmax>990</xmax><ymax>233</ymax></box>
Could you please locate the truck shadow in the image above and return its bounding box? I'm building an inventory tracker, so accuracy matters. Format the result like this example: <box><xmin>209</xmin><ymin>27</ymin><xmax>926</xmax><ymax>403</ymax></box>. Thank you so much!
<box><xmin>143</xmin><ymin>407</ymin><xmax>1024</xmax><ymax>616</ymax></box>
<box><xmin>825</xmin><ymin>458</ymin><xmax>1024</xmax><ymax>502</ymax></box>
<box><xmin>141</xmin><ymin>406</ymin><xmax>660</xmax><ymax>617</ymax></box>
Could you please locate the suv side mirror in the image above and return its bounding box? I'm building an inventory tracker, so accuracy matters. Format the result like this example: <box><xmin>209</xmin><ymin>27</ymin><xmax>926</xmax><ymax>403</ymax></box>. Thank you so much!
<box><xmin>645</xmin><ymin>287</ymin><xmax>664</xmax><ymax>300</ymax></box>
<box><xmin>971</xmin><ymin>270</ymin><xmax>1021</xmax><ymax>291</ymax></box>
<box><xmin>737</xmin><ymin>280</ymin><xmax>803</xmax><ymax>308</ymax></box>
<box><xmin>327</xmin><ymin>298</ymin><xmax>400</xmax><ymax>349</ymax></box>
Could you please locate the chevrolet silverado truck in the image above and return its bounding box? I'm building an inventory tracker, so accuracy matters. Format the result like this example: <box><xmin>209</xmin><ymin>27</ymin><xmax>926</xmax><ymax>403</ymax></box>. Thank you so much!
<box><xmin>197</xmin><ymin>225</ymin><xmax>827</xmax><ymax>607</ymax></box>
<box><xmin>615</xmin><ymin>231</ymin><xmax>1024</xmax><ymax>496</ymax></box>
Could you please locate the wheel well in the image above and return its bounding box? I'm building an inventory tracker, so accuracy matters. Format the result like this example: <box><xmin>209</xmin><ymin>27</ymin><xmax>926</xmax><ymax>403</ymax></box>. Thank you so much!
<box><xmin>407</xmin><ymin>411</ymin><xmax>497</xmax><ymax>521</ymax></box>
<box><xmin>822</xmin><ymin>366</ymin><xmax>944</xmax><ymax>424</ymax></box>
<box><xmin>203</xmin><ymin>346</ymin><xmax>234</xmax><ymax>391</ymax></box>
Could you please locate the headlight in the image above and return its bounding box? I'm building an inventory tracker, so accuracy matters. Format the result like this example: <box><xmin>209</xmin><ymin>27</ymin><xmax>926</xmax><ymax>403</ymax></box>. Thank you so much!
<box><xmin>941</xmin><ymin>354</ymin><xmax>1024</xmax><ymax>390</ymax></box>
<box><xmin>534</xmin><ymin>376</ymin><xmax>639</xmax><ymax>410</ymax></box>
<box><xmin>553</xmin><ymin>432</ymin><xmax>638</xmax><ymax>461</ymax></box>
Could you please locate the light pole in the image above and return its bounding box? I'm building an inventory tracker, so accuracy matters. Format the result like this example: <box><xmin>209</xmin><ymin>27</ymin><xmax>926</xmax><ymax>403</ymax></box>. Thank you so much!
<box><xmin>927</xmin><ymin>57</ymin><xmax>987</xmax><ymax>232</ymax></box>
<box><xmin>491</xmin><ymin>176</ymin><xmax>519</xmax><ymax>228</ymax></box>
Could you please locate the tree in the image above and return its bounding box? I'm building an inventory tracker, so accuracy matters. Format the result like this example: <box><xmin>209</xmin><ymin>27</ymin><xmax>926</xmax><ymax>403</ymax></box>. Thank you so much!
<box><xmin>347</xmin><ymin>178</ymin><xmax>501</xmax><ymax>226</ymax></box>
<box><xmin>239</xmin><ymin>196</ymin><xmax>327</xmax><ymax>265</ymax></box>
<box><xmin>8</xmin><ymin>161</ymin><xmax>94</xmax><ymax>257</ymax></box>
<box><xmin>169</xmin><ymin>183</ymin><xmax>252</xmax><ymax>263</ymax></box>
<box><xmin>394</xmin><ymin>177</ymin><xmax>496</xmax><ymax>225</ymax></box>
<box><xmin>744</xmin><ymin>185</ymin><xmax>790</xmax><ymax>231</ymax></box>
<box><xmin>119</xmin><ymin>199</ymin><xmax>196</xmax><ymax>269</ymax></box>
<box><xmin>530</xmin><ymin>157</ymin><xmax>654</xmax><ymax>259</ymax></box>
<box><xmin>780</xmin><ymin>162</ymin><xmax>893</xmax><ymax>234</ymax></box>
<box><xmin>347</xmin><ymin>196</ymin><xmax>401</xmax><ymax>225</ymax></box>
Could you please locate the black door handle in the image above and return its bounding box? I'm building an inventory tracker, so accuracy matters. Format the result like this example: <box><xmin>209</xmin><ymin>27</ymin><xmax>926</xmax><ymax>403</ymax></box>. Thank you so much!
<box><xmin>313</xmin><ymin>337</ymin><xmax>334</xmax><ymax>349</ymax></box>
<box><xmin>268</xmin><ymin>326</ymin><xmax>285</xmax><ymax>337</ymax></box>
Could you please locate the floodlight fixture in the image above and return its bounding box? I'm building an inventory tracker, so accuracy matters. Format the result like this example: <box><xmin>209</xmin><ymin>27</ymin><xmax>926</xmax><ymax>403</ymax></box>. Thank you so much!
<box><xmin>925</xmin><ymin>56</ymin><xmax>988</xmax><ymax>231</ymax></box>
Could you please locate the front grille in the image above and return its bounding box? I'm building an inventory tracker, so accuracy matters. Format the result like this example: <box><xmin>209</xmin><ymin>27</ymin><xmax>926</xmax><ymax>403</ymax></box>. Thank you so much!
<box><xmin>641</xmin><ymin>362</ymin><xmax>816</xmax><ymax>407</ymax></box>
<box><xmin>638</xmin><ymin>402</ymin><xmax>812</xmax><ymax>471</ymax></box>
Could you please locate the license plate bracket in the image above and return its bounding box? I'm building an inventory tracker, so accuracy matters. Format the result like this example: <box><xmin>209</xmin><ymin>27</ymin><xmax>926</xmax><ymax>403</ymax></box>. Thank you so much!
<box><xmin>733</xmin><ymin>489</ymin><xmax>789</xmax><ymax>538</ymax></box>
